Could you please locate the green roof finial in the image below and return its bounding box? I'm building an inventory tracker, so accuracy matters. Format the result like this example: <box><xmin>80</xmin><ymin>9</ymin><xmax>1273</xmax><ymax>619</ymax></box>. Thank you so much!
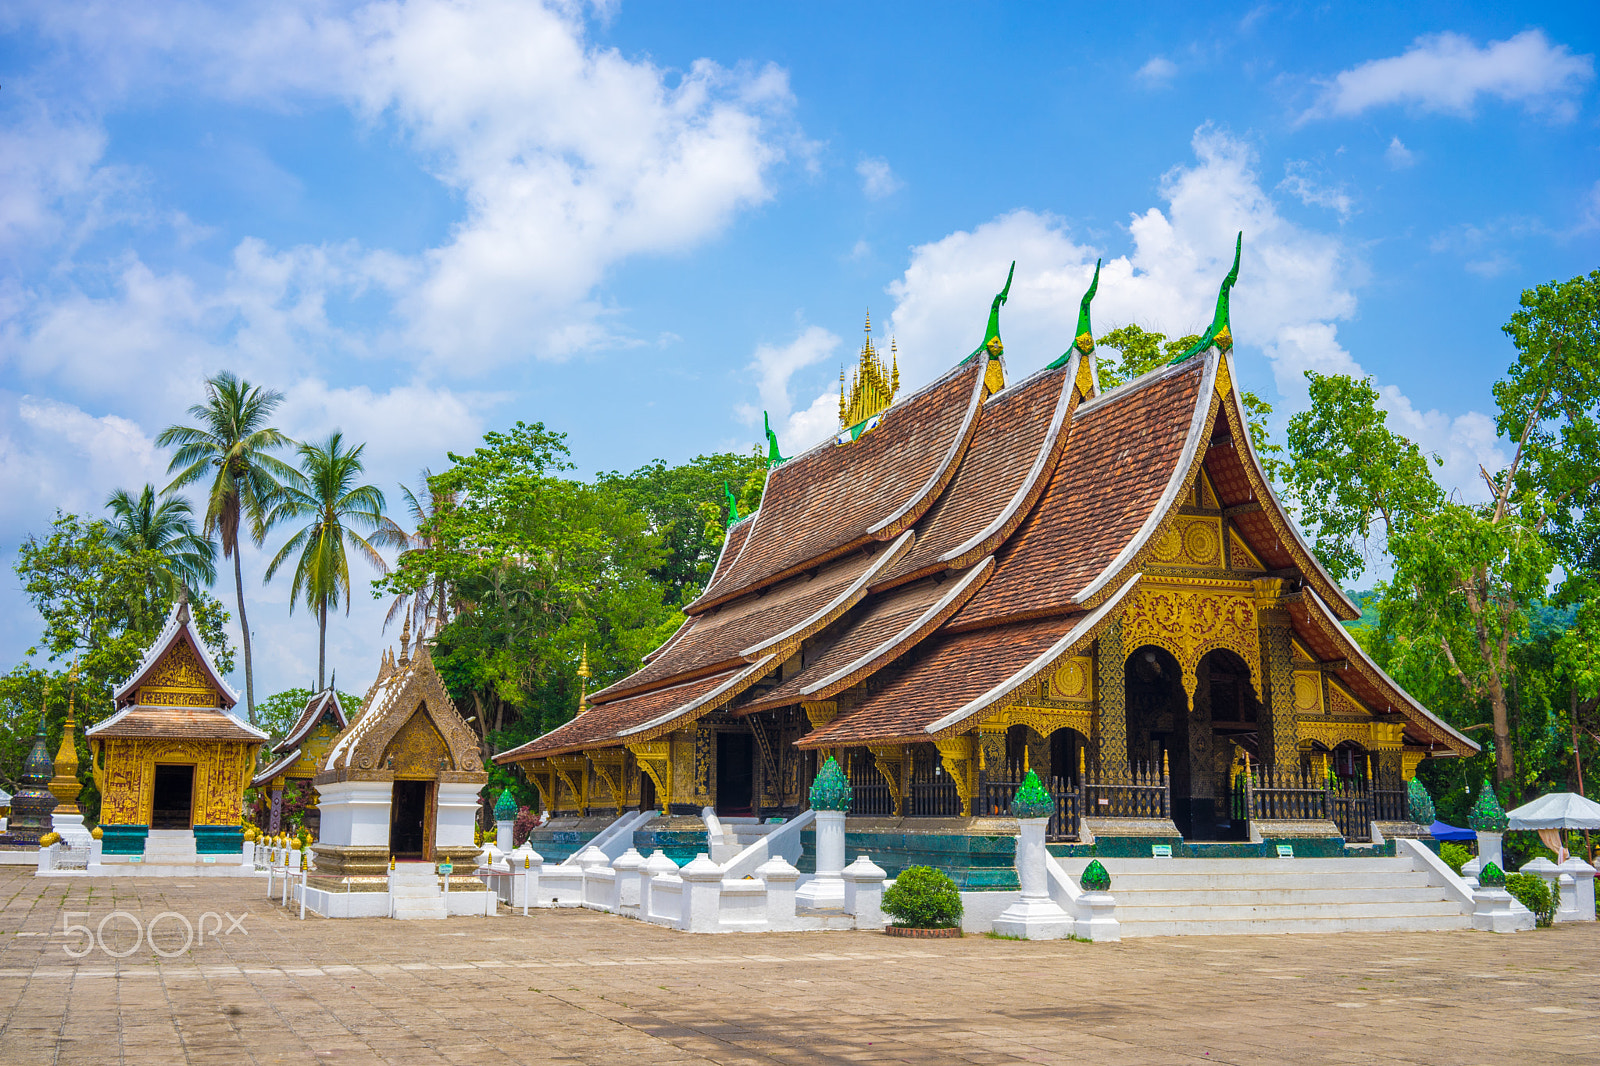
<box><xmin>1048</xmin><ymin>258</ymin><xmax>1101</xmax><ymax>370</ymax></box>
<box><xmin>724</xmin><ymin>481</ymin><xmax>739</xmax><ymax>524</ymax></box>
<box><xmin>970</xmin><ymin>261</ymin><xmax>1015</xmax><ymax>364</ymax></box>
<box><xmin>493</xmin><ymin>788</ymin><xmax>517</xmax><ymax>822</ymax></box>
<box><xmin>1169</xmin><ymin>231</ymin><xmax>1242</xmax><ymax>365</ymax></box>
<box><xmin>763</xmin><ymin>411</ymin><xmax>787</xmax><ymax>468</ymax></box>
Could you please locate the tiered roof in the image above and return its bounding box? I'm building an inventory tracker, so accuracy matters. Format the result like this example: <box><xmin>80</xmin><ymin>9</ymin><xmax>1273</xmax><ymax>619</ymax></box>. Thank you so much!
<box><xmin>88</xmin><ymin>600</ymin><xmax>266</xmax><ymax>745</ymax></box>
<box><xmin>499</xmin><ymin>254</ymin><xmax>1475</xmax><ymax>766</ymax></box>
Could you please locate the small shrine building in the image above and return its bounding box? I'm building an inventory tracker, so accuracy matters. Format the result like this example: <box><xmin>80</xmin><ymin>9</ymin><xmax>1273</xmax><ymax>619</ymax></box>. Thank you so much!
<box><xmin>311</xmin><ymin>623</ymin><xmax>487</xmax><ymax>882</ymax></box>
<box><xmin>499</xmin><ymin>239</ymin><xmax>1477</xmax><ymax>861</ymax></box>
<box><xmin>251</xmin><ymin>689</ymin><xmax>351</xmax><ymax>834</ymax></box>
<box><xmin>87</xmin><ymin>600</ymin><xmax>267</xmax><ymax>856</ymax></box>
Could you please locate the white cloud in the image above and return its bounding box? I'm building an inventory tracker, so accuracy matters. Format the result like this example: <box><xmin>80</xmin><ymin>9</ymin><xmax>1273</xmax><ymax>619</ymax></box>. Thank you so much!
<box><xmin>1278</xmin><ymin>161</ymin><xmax>1354</xmax><ymax>221</ymax></box>
<box><xmin>856</xmin><ymin>157</ymin><xmax>903</xmax><ymax>199</ymax></box>
<box><xmin>1304</xmin><ymin>30</ymin><xmax>1595</xmax><ymax>122</ymax></box>
<box><xmin>1136</xmin><ymin>57</ymin><xmax>1178</xmax><ymax>88</ymax></box>
<box><xmin>1384</xmin><ymin>136</ymin><xmax>1416</xmax><ymax>169</ymax></box>
<box><xmin>1579</xmin><ymin>180</ymin><xmax>1600</xmax><ymax>233</ymax></box>
<box><xmin>879</xmin><ymin>126</ymin><xmax>1506</xmax><ymax>531</ymax></box>
<box><xmin>736</xmin><ymin>325</ymin><xmax>840</xmax><ymax>453</ymax></box>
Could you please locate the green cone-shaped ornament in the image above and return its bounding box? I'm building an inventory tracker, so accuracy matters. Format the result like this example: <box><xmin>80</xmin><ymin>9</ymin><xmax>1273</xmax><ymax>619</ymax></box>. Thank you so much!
<box><xmin>809</xmin><ymin>757</ymin><xmax>853</xmax><ymax>812</ymax></box>
<box><xmin>1467</xmin><ymin>778</ymin><xmax>1508</xmax><ymax>832</ymax></box>
<box><xmin>1406</xmin><ymin>777</ymin><xmax>1435</xmax><ymax>825</ymax></box>
<box><xmin>1080</xmin><ymin>859</ymin><xmax>1111</xmax><ymax>892</ymax></box>
<box><xmin>494</xmin><ymin>788</ymin><xmax>518</xmax><ymax>822</ymax></box>
<box><xmin>1009</xmin><ymin>769</ymin><xmax>1055</xmax><ymax>819</ymax></box>
<box><xmin>1478</xmin><ymin>861</ymin><xmax>1505</xmax><ymax>887</ymax></box>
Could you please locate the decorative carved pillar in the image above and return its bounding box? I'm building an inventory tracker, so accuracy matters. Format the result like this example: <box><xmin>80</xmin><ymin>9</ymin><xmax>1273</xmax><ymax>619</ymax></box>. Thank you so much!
<box><xmin>624</xmin><ymin>742</ymin><xmax>671</xmax><ymax>814</ymax></box>
<box><xmin>1253</xmin><ymin>579</ymin><xmax>1298</xmax><ymax>769</ymax></box>
<box><xmin>933</xmin><ymin>735</ymin><xmax>978</xmax><ymax>817</ymax></box>
<box><xmin>1399</xmin><ymin>751</ymin><xmax>1425</xmax><ymax>782</ymax></box>
<box><xmin>976</xmin><ymin>723</ymin><xmax>1007</xmax><ymax>815</ymax></box>
<box><xmin>1369</xmin><ymin>721</ymin><xmax>1406</xmax><ymax>787</ymax></box>
<box><xmin>1094</xmin><ymin>621</ymin><xmax>1129</xmax><ymax>775</ymax></box>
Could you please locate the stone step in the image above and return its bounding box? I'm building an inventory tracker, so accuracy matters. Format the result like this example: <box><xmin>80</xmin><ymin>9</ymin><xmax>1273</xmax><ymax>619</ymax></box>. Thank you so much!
<box><xmin>1112</xmin><ymin>885</ymin><xmax>1453</xmax><ymax>907</ymax></box>
<box><xmin>1092</xmin><ymin>871</ymin><xmax>1437</xmax><ymax>892</ymax></box>
<box><xmin>1115</xmin><ymin>899</ymin><xmax>1467</xmax><ymax>922</ymax></box>
<box><xmin>1063</xmin><ymin>857</ymin><xmax>1418</xmax><ymax>874</ymax></box>
<box><xmin>391</xmin><ymin>898</ymin><xmax>447</xmax><ymax>920</ymax></box>
<box><xmin>1118</xmin><ymin>912</ymin><xmax>1472</xmax><ymax>937</ymax></box>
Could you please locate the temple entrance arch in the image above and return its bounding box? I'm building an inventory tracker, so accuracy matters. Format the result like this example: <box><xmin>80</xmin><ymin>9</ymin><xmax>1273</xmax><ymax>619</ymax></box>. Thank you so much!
<box><xmin>1048</xmin><ymin>727</ymin><xmax>1086</xmax><ymax>789</ymax></box>
<box><xmin>151</xmin><ymin>764</ymin><xmax>194</xmax><ymax>830</ymax></box>
<box><xmin>1125</xmin><ymin>645</ymin><xmax>1184</xmax><ymax>772</ymax></box>
<box><xmin>715</xmin><ymin>731</ymin><xmax>755</xmax><ymax>816</ymax></box>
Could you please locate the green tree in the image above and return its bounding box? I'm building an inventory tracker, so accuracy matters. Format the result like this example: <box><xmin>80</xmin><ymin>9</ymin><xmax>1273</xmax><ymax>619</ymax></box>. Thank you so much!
<box><xmin>264</xmin><ymin>431</ymin><xmax>395</xmax><ymax>692</ymax></box>
<box><xmin>158</xmin><ymin>372</ymin><xmax>297</xmax><ymax>726</ymax></box>
<box><xmin>104</xmin><ymin>484</ymin><xmax>217</xmax><ymax>595</ymax></box>
<box><xmin>4</xmin><ymin>513</ymin><xmax>234</xmax><ymax>814</ymax></box>
<box><xmin>1284</xmin><ymin>271</ymin><xmax>1600</xmax><ymax>789</ymax></box>
<box><xmin>382</xmin><ymin>469</ymin><xmax>457</xmax><ymax>641</ymax></box>
<box><xmin>598</xmin><ymin>450</ymin><xmax>767</xmax><ymax>606</ymax></box>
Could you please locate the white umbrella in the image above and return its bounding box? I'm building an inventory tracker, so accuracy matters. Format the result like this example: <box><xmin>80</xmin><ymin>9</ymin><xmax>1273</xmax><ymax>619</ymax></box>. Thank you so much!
<box><xmin>1507</xmin><ymin>792</ymin><xmax>1600</xmax><ymax>830</ymax></box>
<box><xmin>1507</xmin><ymin>792</ymin><xmax>1600</xmax><ymax>861</ymax></box>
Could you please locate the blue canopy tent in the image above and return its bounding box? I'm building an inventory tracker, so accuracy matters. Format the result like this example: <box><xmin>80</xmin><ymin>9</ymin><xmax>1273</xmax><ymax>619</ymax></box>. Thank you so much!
<box><xmin>1429</xmin><ymin>820</ymin><xmax>1474</xmax><ymax>841</ymax></box>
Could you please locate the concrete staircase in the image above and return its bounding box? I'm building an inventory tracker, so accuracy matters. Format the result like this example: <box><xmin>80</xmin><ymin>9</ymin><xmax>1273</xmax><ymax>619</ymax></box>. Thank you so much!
<box><xmin>142</xmin><ymin>830</ymin><xmax>199</xmax><ymax>864</ymax></box>
<box><xmin>1055</xmin><ymin>855</ymin><xmax>1473</xmax><ymax>937</ymax></box>
<box><xmin>388</xmin><ymin>863</ymin><xmax>446</xmax><ymax>919</ymax></box>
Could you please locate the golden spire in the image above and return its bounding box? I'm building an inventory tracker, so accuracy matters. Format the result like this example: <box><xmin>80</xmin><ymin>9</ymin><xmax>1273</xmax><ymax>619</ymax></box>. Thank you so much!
<box><xmin>840</xmin><ymin>311</ymin><xmax>899</xmax><ymax>429</ymax></box>
<box><xmin>49</xmin><ymin>663</ymin><xmax>83</xmax><ymax>814</ymax></box>
<box><xmin>398</xmin><ymin>612</ymin><xmax>412</xmax><ymax>667</ymax></box>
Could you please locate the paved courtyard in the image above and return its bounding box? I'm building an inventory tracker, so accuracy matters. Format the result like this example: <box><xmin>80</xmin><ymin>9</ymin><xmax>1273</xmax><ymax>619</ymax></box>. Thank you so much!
<box><xmin>0</xmin><ymin>867</ymin><xmax>1596</xmax><ymax>1065</ymax></box>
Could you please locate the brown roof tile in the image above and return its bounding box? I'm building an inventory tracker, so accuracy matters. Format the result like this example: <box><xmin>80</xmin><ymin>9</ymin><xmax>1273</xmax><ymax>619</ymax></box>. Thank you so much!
<box><xmin>951</xmin><ymin>359</ymin><xmax>1208</xmax><ymax>630</ymax></box>
<box><xmin>87</xmin><ymin>705</ymin><xmax>266</xmax><ymax>743</ymax></box>
<box><xmin>496</xmin><ymin>665</ymin><xmax>756</xmax><ymax>761</ymax></box>
<box><xmin>734</xmin><ymin>559</ymin><xmax>993</xmax><ymax>715</ymax></box>
<box><xmin>688</xmin><ymin>360</ymin><xmax>984</xmax><ymax>612</ymax></box>
<box><xmin>272</xmin><ymin>690</ymin><xmax>349</xmax><ymax>754</ymax></box>
<box><xmin>798</xmin><ymin>615</ymin><xmax>1083</xmax><ymax>747</ymax></box>
<box><xmin>588</xmin><ymin>537</ymin><xmax>908</xmax><ymax>704</ymax></box>
<box><xmin>874</xmin><ymin>365</ymin><xmax>1072</xmax><ymax>590</ymax></box>
<box><xmin>696</xmin><ymin>513</ymin><xmax>754</xmax><ymax>605</ymax></box>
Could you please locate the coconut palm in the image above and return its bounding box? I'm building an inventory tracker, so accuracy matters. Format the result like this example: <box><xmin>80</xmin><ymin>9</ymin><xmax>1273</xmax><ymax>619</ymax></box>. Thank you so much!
<box><xmin>157</xmin><ymin>372</ymin><xmax>297</xmax><ymax>726</ymax></box>
<box><xmin>382</xmin><ymin>469</ymin><xmax>457</xmax><ymax>641</ymax></box>
<box><xmin>264</xmin><ymin>432</ymin><xmax>396</xmax><ymax>691</ymax></box>
<box><xmin>104</xmin><ymin>485</ymin><xmax>218</xmax><ymax>599</ymax></box>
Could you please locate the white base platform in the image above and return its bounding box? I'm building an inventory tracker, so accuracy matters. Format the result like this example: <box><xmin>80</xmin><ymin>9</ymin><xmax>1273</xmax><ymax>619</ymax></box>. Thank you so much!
<box><xmin>0</xmin><ymin>850</ymin><xmax>40</xmax><ymax>865</ymax></box>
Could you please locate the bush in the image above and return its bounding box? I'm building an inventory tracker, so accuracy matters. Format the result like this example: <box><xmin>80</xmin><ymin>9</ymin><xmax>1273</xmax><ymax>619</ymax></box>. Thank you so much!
<box><xmin>1505</xmin><ymin>873</ymin><xmax>1555</xmax><ymax>928</ymax></box>
<box><xmin>512</xmin><ymin>806</ymin><xmax>540</xmax><ymax>848</ymax></box>
<box><xmin>881</xmin><ymin>866</ymin><xmax>963</xmax><ymax>929</ymax></box>
<box><xmin>1439</xmin><ymin>843</ymin><xmax>1472</xmax><ymax>876</ymax></box>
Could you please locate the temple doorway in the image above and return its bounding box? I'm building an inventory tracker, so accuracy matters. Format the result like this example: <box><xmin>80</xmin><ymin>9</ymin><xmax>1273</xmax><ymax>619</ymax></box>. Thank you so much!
<box><xmin>716</xmin><ymin>731</ymin><xmax>755</xmax><ymax>816</ymax></box>
<box><xmin>638</xmin><ymin>768</ymin><xmax>657</xmax><ymax>812</ymax></box>
<box><xmin>151</xmin><ymin>765</ymin><xmax>194</xmax><ymax>830</ymax></box>
<box><xmin>390</xmin><ymin>780</ymin><xmax>433</xmax><ymax>860</ymax></box>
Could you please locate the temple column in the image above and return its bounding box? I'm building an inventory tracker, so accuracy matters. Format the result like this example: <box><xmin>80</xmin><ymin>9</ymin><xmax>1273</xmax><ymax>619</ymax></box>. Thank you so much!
<box><xmin>269</xmin><ymin>774</ymin><xmax>285</xmax><ymax>834</ymax></box>
<box><xmin>1253</xmin><ymin>579</ymin><xmax>1298</xmax><ymax>770</ymax></box>
<box><xmin>1094</xmin><ymin>621</ymin><xmax>1129</xmax><ymax>776</ymax></box>
<box><xmin>976</xmin><ymin>724</ymin><xmax>1007</xmax><ymax>816</ymax></box>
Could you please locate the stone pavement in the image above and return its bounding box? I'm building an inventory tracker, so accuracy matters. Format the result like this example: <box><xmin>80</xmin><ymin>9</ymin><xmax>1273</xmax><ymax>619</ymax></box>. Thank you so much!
<box><xmin>1</xmin><ymin>867</ymin><xmax>1595</xmax><ymax>1065</ymax></box>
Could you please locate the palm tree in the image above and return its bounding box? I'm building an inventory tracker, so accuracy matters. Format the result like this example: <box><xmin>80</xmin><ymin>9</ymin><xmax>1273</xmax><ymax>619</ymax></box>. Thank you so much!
<box><xmin>104</xmin><ymin>485</ymin><xmax>218</xmax><ymax>600</ymax></box>
<box><xmin>382</xmin><ymin>469</ymin><xmax>456</xmax><ymax>641</ymax></box>
<box><xmin>158</xmin><ymin>372</ymin><xmax>297</xmax><ymax>726</ymax></box>
<box><xmin>264</xmin><ymin>432</ymin><xmax>395</xmax><ymax>691</ymax></box>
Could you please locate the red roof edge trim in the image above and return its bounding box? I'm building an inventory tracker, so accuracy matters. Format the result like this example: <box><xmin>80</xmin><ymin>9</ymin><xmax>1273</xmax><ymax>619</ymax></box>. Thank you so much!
<box><xmin>1075</xmin><ymin>353</ymin><xmax>1219</xmax><ymax>607</ymax></box>
<box><xmin>1217</xmin><ymin>353</ymin><xmax>1360</xmax><ymax>620</ymax></box>
<box><xmin>924</xmin><ymin>573</ymin><xmax>1139</xmax><ymax>738</ymax></box>
<box><xmin>1299</xmin><ymin>588</ymin><xmax>1478</xmax><ymax>757</ymax></box>
<box><xmin>867</xmin><ymin>364</ymin><xmax>990</xmax><ymax>539</ymax></box>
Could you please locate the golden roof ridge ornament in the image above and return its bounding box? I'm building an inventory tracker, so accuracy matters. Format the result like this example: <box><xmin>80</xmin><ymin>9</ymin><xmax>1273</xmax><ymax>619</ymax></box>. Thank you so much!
<box><xmin>577</xmin><ymin>643</ymin><xmax>591</xmax><ymax>713</ymax></box>
<box><xmin>398</xmin><ymin>613</ymin><xmax>412</xmax><ymax>667</ymax></box>
<box><xmin>838</xmin><ymin>310</ymin><xmax>900</xmax><ymax>439</ymax></box>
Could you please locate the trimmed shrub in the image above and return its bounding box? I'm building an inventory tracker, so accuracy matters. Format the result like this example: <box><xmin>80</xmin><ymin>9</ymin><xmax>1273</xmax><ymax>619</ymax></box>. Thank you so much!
<box><xmin>1505</xmin><ymin>873</ymin><xmax>1555</xmax><ymax>928</ymax></box>
<box><xmin>1439</xmin><ymin>842</ymin><xmax>1472</xmax><ymax>876</ymax></box>
<box><xmin>512</xmin><ymin>806</ymin><xmax>539</xmax><ymax>848</ymax></box>
<box><xmin>881</xmin><ymin>866</ymin><xmax>963</xmax><ymax>929</ymax></box>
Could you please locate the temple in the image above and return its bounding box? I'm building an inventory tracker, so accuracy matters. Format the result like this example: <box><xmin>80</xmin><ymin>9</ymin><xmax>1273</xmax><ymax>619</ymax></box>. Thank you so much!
<box><xmin>251</xmin><ymin>688</ymin><xmax>351</xmax><ymax>835</ymax></box>
<box><xmin>498</xmin><ymin>238</ymin><xmax>1476</xmax><ymax>876</ymax></box>
<box><xmin>310</xmin><ymin>617</ymin><xmax>487</xmax><ymax>886</ymax></box>
<box><xmin>86</xmin><ymin>599</ymin><xmax>267</xmax><ymax>860</ymax></box>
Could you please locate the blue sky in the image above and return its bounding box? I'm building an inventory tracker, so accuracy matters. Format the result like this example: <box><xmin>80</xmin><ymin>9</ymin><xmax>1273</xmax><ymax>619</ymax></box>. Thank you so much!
<box><xmin>1</xmin><ymin>2</ymin><xmax>1596</xmax><ymax>703</ymax></box>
